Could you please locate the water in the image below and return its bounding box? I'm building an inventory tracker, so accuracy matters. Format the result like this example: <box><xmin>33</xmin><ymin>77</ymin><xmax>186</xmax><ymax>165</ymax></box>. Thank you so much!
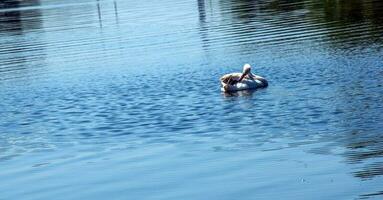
<box><xmin>0</xmin><ymin>0</ymin><xmax>382</xmax><ymax>199</ymax></box>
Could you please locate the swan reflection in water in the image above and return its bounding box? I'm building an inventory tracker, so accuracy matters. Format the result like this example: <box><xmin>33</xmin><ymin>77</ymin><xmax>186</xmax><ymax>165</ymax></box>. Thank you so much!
<box><xmin>221</xmin><ymin>89</ymin><xmax>257</xmax><ymax>98</ymax></box>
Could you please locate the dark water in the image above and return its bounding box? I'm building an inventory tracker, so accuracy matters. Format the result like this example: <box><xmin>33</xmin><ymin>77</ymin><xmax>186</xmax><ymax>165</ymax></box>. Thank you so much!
<box><xmin>1</xmin><ymin>0</ymin><xmax>383</xmax><ymax>199</ymax></box>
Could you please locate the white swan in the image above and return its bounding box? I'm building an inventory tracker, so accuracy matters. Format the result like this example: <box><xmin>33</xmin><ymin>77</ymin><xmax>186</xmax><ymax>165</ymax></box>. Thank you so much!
<box><xmin>220</xmin><ymin>64</ymin><xmax>268</xmax><ymax>92</ymax></box>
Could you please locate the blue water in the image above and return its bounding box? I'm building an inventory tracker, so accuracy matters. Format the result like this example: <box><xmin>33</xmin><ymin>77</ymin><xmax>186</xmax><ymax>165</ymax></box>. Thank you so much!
<box><xmin>1</xmin><ymin>0</ymin><xmax>383</xmax><ymax>199</ymax></box>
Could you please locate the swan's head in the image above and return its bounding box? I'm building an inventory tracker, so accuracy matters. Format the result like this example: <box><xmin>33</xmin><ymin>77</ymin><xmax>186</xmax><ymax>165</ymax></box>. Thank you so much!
<box><xmin>243</xmin><ymin>64</ymin><xmax>251</xmax><ymax>75</ymax></box>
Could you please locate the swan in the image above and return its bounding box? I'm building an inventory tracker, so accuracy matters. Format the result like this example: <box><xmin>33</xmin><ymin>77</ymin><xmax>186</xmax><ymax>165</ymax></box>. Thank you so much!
<box><xmin>220</xmin><ymin>64</ymin><xmax>268</xmax><ymax>92</ymax></box>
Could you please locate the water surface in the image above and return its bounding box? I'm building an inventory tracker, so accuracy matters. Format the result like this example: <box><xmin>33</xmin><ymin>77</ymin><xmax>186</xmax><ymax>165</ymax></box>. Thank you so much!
<box><xmin>0</xmin><ymin>0</ymin><xmax>383</xmax><ymax>199</ymax></box>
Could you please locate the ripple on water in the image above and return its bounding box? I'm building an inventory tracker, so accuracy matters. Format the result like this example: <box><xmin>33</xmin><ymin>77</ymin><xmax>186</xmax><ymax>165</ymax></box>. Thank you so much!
<box><xmin>0</xmin><ymin>0</ymin><xmax>383</xmax><ymax>199</ymax></box>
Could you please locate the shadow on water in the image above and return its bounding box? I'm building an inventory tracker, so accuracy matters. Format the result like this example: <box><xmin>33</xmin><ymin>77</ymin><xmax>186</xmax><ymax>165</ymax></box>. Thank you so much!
<box><xmin>313</xmin><ymin>1</ymin><xmax>383</xmax><ymax>192</ymax></box>
<box><xmin>0</xmin><ymin>0</ymin><xmax>45</xmax><ymax>81</ymax></box>
<box><xmin>200</xmin><ymin>0</ymin><xmax>383</xmax><ymax>196</ymax></box>
<box><xmin>198</xmin><ymin>0</ymin><xmax>383</xmax><ymax>51</ymax></box>
<box><xmin>113</xmin><ymin>0</ymin><xmax>119</xmax><ymax>25</ymax></box>
<box><xmin>316</xmin><ymin>0</ymin><xmax>383</xmax><ymax>49</ymax></box>
<box><xmin>336</xmin><ymin>76</ymin><xmax>383</xmax><ymax>183</ymax></box>
<box><xmin>0</xmin><ymin>0</ymin><xmax>42</xmax><ymax>35</ymax></box>
<box><xmin>221</xmin><ymin>0</ymin><xmax>259</xmax><ymax>21</ymax></box>
<box><xmin>315</xmin><ymin>0</ymin><xmax>383</xmax><ymax>26</ymax></box>
<box><xmin>197</xmin><ymin>0</ymin><xmax>206</xmax><ymax>22</ymax></box>
<box><xmin>95</xmin><ymin>0</ymin><xmax>120</xmax><ymax>28</ymax></box>
<box><xmin>96</xmin><ymin>0</ymin><xmax>102</xmax><ymax>28</ymax></box>
<box><xmin>197</xmin><ymin>0</ymin><xmax>210</xmax><ymax>52</ymax></box>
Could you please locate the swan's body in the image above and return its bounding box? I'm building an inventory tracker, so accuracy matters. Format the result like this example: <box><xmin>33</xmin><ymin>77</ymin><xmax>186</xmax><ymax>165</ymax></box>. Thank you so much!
<box><xmin>220</xmin><ymin>64</ymin><xmax>268</xmax><ymax>92</ymax></box>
